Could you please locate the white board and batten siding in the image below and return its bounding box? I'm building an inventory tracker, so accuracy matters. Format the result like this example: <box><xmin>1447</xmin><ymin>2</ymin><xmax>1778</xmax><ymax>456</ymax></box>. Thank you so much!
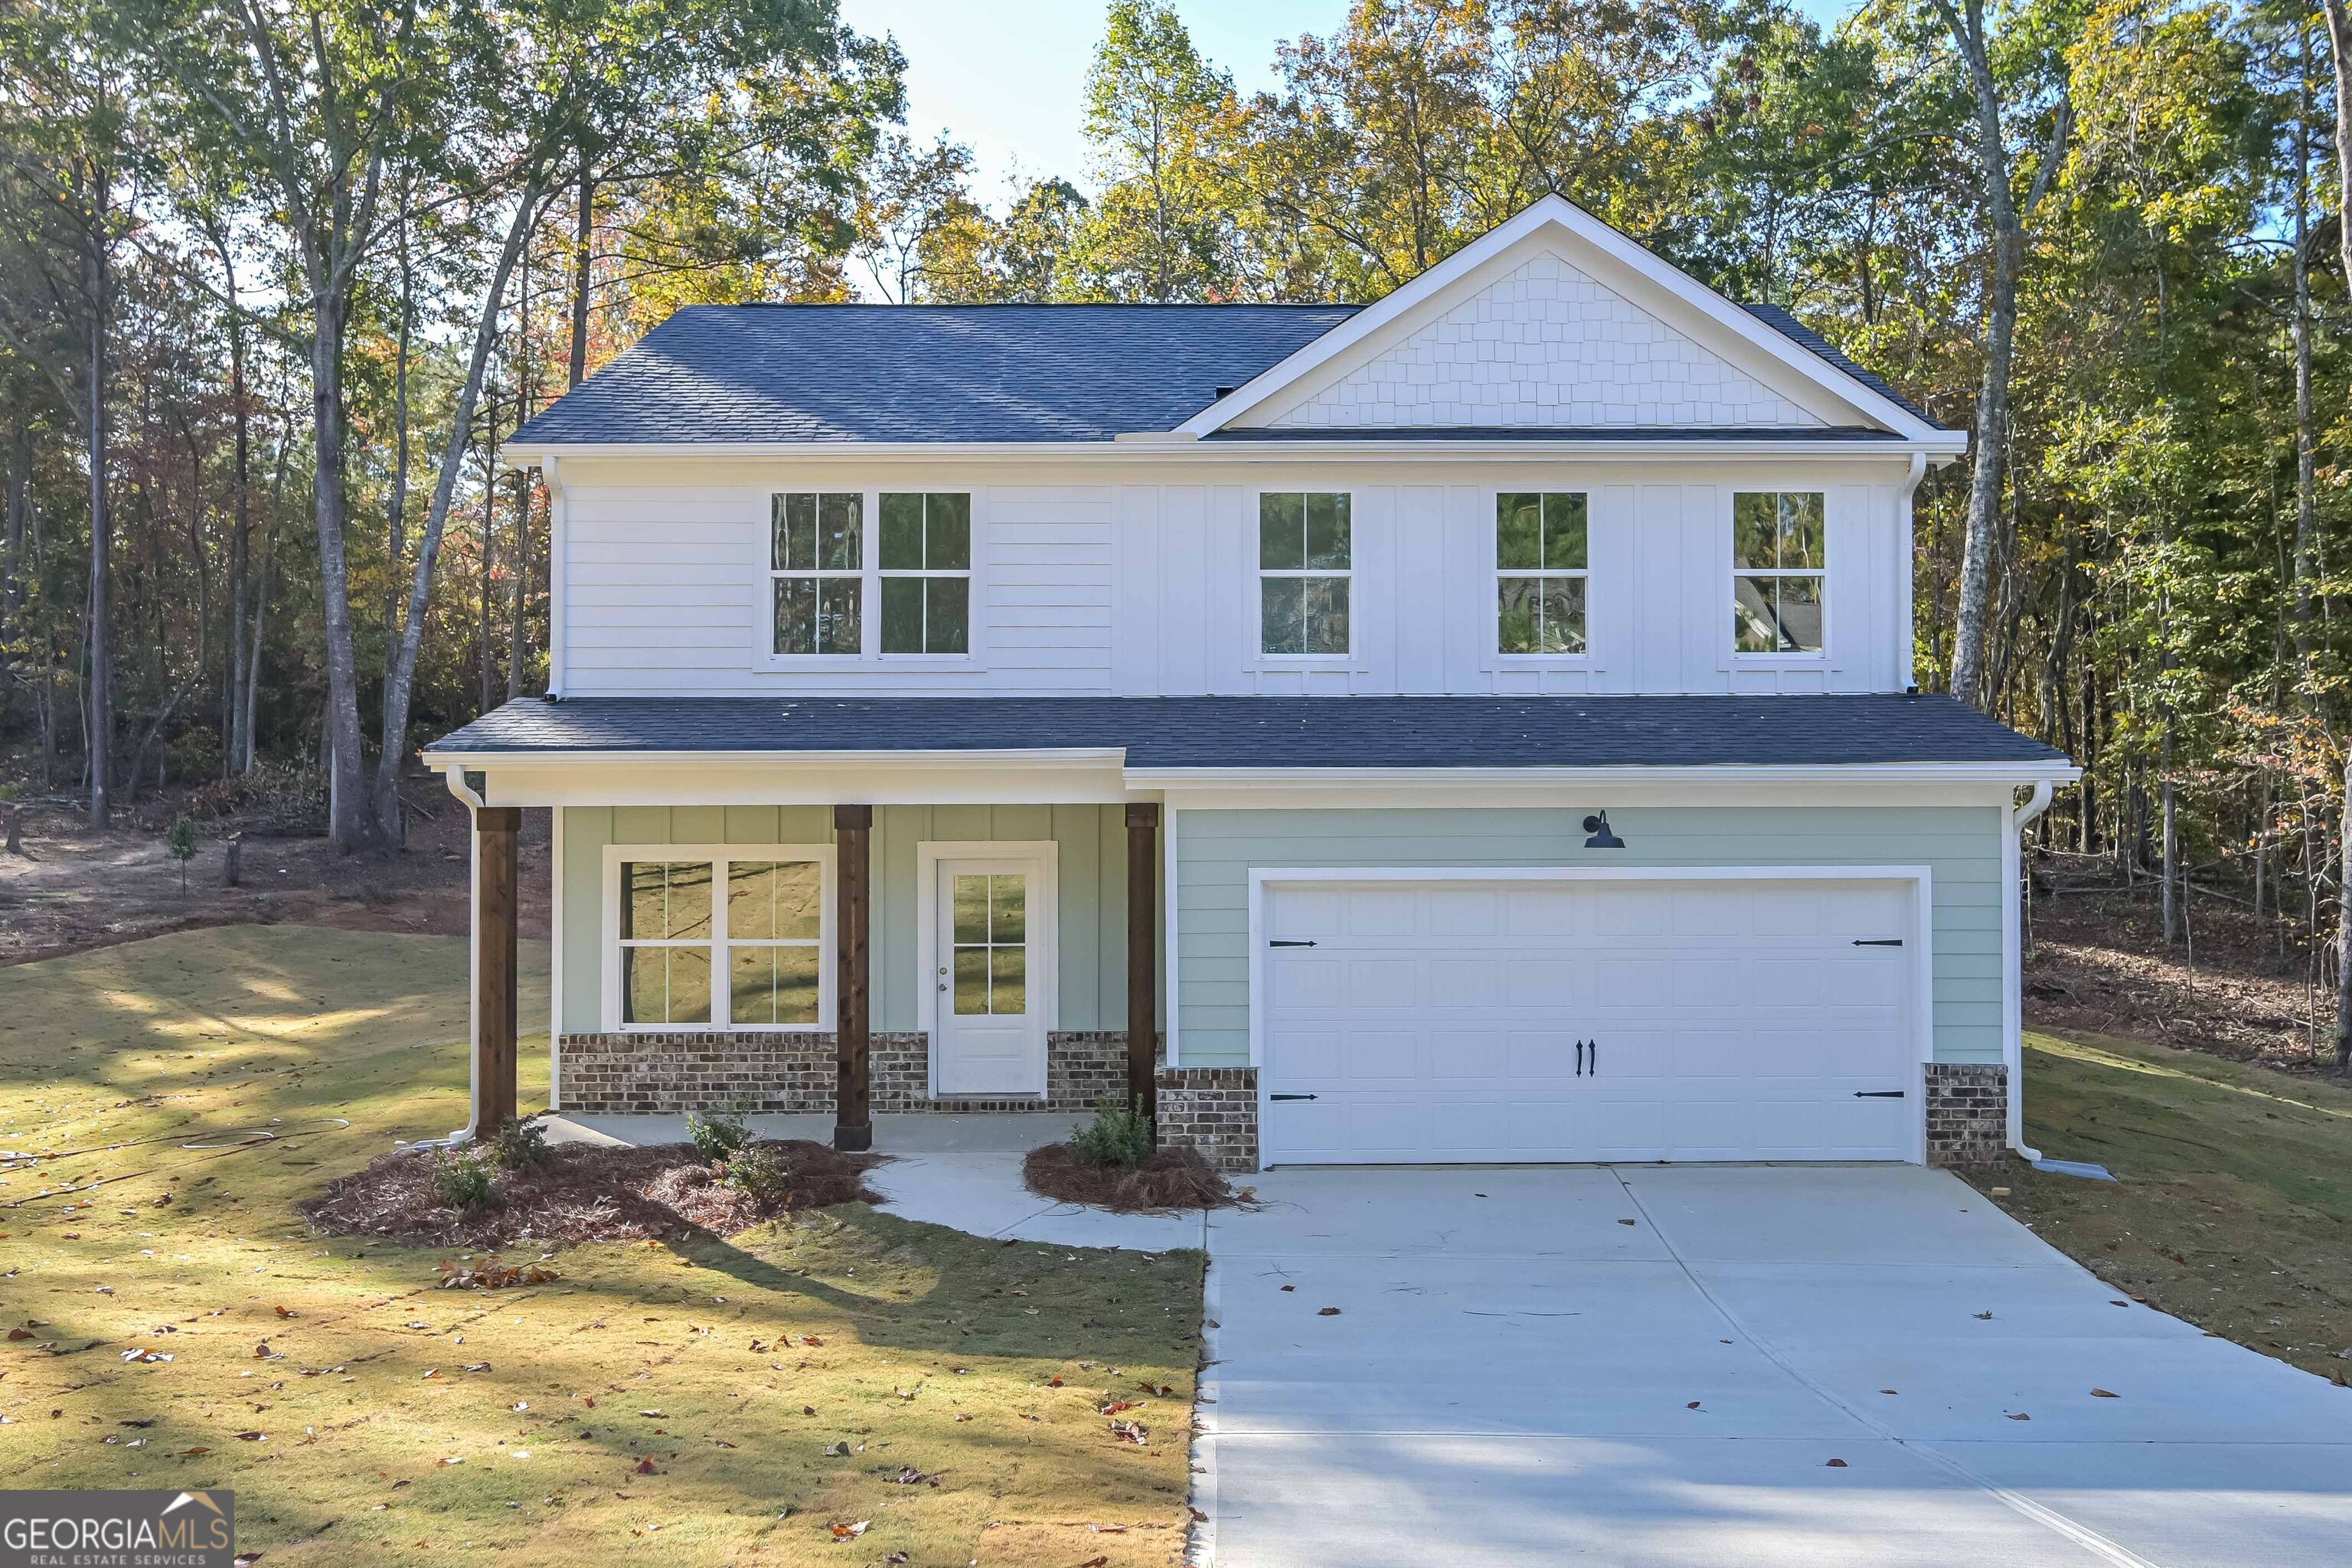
<box><xmin>561</xmin><ymin>482</ymin><xmax>1118</xmax><ymax>695</ymax></box>
<box><xmin>557</xmin><ymin>464</ymin><xmax>1918</xmax><ymax>699</ymax></box>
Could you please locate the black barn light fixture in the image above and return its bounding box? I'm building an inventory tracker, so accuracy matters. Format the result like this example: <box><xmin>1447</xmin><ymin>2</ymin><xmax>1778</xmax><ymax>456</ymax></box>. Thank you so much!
<box><xmin>1583</xmin><ymin>811</ymin><xmax>1625</xmax><ymax>849</ymax></box>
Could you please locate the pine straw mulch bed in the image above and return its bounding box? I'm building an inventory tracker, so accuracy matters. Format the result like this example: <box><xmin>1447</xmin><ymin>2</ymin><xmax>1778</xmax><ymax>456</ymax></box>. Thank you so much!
<box><xmin>1022</xmin><ymin>1142</ymin><xmax>1253</xmax><ymax>1214</ymax></box>
<box><xmin>299</xmin><ymin>1138</ymin><xmax>887</xmax><ymax>1249</ymax></box>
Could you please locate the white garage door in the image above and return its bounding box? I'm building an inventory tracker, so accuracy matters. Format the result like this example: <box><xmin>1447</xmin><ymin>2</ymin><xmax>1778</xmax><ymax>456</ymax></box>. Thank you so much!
<box><xmin>1258</xmin><ymin>876</ymin><xmax>1919</xmax><ymax>1165</ymax></box>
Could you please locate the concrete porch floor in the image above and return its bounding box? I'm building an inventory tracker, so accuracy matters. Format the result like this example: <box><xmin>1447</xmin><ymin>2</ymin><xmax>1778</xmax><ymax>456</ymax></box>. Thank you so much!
<box><xmin>541</xmin><ymin>1111</ymin><xmax>1207</xmax><ymax>1252</ymax></box>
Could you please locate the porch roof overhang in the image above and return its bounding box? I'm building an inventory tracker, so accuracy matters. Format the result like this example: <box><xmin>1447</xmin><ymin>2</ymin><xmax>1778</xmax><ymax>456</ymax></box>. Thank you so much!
<box><xmin>425</xmin><ymin>696</ymin><xmax>2075</xmax><ymax>800</ymax></box>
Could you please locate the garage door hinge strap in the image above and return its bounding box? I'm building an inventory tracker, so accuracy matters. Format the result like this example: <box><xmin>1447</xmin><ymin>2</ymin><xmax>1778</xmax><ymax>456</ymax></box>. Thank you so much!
<box><xmin>1269</xmin><ymin>1093</ymin><xmax>1318</xmax><ymax>1101</ymax></box>
<box><xmin>1267</xmin><ymin>939</ymin><xmax>1318</xmax><ymax>948</ymax></box>
<box><xmin>1852</xmin><ymin>938</ymin><xmax>1904</xmax><ymax>946</ymax></box>
<box><xmin>1854</xmin><ymin>1090</ymin><xmax>1906</xmax><ymax>1098</ymax></box>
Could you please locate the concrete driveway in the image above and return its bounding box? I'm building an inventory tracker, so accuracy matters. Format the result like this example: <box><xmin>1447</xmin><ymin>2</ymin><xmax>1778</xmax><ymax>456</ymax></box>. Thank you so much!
<box><xmin>1199</xmin><ymin>1165</ymin><xmax>2352</xmax><ymax>1567</ymax></box>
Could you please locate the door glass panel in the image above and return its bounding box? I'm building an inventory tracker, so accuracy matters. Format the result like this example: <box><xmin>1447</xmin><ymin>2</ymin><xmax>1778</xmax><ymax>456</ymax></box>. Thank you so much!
<box><xmin>949</xmin><ymin>871</ymin><xmax>1029</xmax><ymax>1016</ymax></box>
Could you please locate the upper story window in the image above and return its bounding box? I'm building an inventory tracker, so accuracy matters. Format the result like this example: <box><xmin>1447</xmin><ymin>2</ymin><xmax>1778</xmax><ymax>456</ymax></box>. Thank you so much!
<box><xmin>1733</xmin><ymin>491</ymin><xmax>1825</xmax><ymax>655</ymax></box>
<box><xmin>879</xmin><ymin>493</ymin><xmax>972</xmax><ymax>654</ymax></box>
<box><xmin>770</xmin><ymin>490</ymin><xmax>973</xmax><ymax>658</ymax></box>
<box><xmin>772</xmin><ymin>492</ymin><xmax>861</xmax><ymax>655</ymax></box>
<box><xmin>1259</xmin><ymin>492</ymin><xmax>1351</xmax><ymax>656</ymax></box>
<box><xmin>1496</xmin><ymin>492</ymin><xmax>1588</xmax><ymax>655</ymax></box>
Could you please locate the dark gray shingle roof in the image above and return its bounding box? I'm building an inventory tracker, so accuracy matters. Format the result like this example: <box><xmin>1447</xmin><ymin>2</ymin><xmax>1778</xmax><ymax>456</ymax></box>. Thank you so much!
<box><xmin>505</xmin><ymin>299</ymin><xmax>1946</xmax><ymax>448</ymax></box>
<box><xmin>508</xmin><ymin>304</ymin><xmax>1357</xmax><ymax>446</ymax></box>
<box><xmin>1743</xmin><ymin>304</ymin><xmax>1942</xmax><ymax>426</ymax></box>
<box><xmin>427</xmin><ymin>696</ymin><xmax>2063</xmax><ymax>769</ymax></box>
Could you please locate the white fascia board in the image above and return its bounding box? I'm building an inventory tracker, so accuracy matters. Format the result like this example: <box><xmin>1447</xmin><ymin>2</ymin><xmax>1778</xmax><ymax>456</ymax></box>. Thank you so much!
<box><xmin>1171</xmin><ymin>194</ymin><xmax>1949</xmax><ymax>444</ymax></box>
<box><xmin>429</xmin><ymin>746</ymin><xmax>1126</xmax><ymax>769</ymax></box>
<box><xmin>501</xmin><ymin>433</ymin><xmax>1964</xmax><ymax>467</ymax></box>
<box><xmin>443</xmin><ymin>750</ymin><xmax>1137</xmax><ymax>808</ymax></box>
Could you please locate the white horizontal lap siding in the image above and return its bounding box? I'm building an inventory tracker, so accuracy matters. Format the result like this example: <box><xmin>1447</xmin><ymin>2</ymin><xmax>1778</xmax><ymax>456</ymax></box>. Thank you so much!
<box><xmin>558</xmin><ymin>482</ymin><xmax>1116</xmax><ymax>694</ymax></box>
<box><xmin>1173</xmin><ymin>805</ymin><xmax>2005</xmax><ymax>1073</ymax></box>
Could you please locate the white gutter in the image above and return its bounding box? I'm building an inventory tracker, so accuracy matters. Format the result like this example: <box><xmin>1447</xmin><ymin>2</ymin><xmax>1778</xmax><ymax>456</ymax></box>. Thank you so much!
<box><xmin>499</xmin><ymin>435</ymin><xmax>1966</xmax><ymax>468</ymax></box>
<box><xmin>1129</xmin><ymin>761</ymin><xmax>2081</xmax><ymax>789</ymax></box>
<box><xmin>443</xmin><ymin>763</ymin><xmax>487</xmax><ymax>1147</ymax></box>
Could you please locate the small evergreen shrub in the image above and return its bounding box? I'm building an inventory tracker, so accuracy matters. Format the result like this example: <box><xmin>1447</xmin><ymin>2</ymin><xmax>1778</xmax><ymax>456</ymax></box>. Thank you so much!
<box><xmin>688</xmin><ymin>1106</ymin><xmax>753</xmax><ymax>1165</ymax></box>
<box><xmin>1070</xmin><ymin>1096</ymin><xmax>1155</xmax><ymax>1171</ymax></box>
<box><xmin>721</xmin><ymin>1142</ymin><xmax>789</xmax><ymax>1199</ymax></box>
<box><xmin>489</xmin><ymin>1115</ymin><xmax>550</xmax><ymax>1170</ymax></box>
<box><xmin>432</xmin><ymin>1148</ymin><xmax>494</xmax><ymax>1209</ymax></box>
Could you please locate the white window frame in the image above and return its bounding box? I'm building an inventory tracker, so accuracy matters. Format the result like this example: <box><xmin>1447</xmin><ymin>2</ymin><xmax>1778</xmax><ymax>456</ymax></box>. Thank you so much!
<box><xmin>600</xmin><ymin>844</ymin><xmax>838</xmax><ymax>1033</ymax></box>
<box><xmin>756</xmin><ymin>487</ymin><xmax>985</xmax><ymax>671</ymax></box>
<box><xmin>1491</xmin><ymin>488</ymin><xmax>1594</xmax><ymax>664</ymax></box>
<box><xmin>1726</xmin><ymin>488</ymin><xmax>1831</xmax><ymax>665</ymax></box>
<box><xmin>1254</xmin><ymin>489</ymin><xmax>1356</xmax><ymax>662</ymax></box>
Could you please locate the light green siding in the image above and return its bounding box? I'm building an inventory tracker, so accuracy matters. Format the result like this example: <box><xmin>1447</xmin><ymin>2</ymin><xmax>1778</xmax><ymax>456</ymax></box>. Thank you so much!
<box><xmin>1174</xmin><ymin>805</ymin><xmax>2005</xmax><ymax>1069</ymax></box>
<box><xmin>558</xmin><ymin>804</ymin><xmax>1131</xmax><ymax>1034</ymax></box>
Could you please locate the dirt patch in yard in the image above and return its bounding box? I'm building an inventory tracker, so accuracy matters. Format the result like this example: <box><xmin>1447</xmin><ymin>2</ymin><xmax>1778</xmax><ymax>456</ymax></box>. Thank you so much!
<box><xmin>1023</xmin><ymin>1143</ymin><xmax>1249</xmax><ymax>1214</ymax></box>
<box><xmin>300</xmin><ymin>1139</ymin><xmax>887</xmax><ymax>1248</ymax></box>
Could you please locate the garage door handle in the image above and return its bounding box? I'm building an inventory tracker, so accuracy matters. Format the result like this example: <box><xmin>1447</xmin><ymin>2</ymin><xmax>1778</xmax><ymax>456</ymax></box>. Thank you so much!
<box><xmin>1268</xmin><ymin>939</ymin><xmax>1318</xmax><ymax>948</ymax></box>
<box><xmin>1853</xmin><ymin>939</ymin><xmax>1904</xmax><ymax>947</ymax></box>
<box><xmin>1575</xmin><ymin>1040</ymin><xmax>1585</xmax><ymax>1076</ymax></box>
<box><xmin>1854</xmin><ymin>1090</ymin><xmax>1906</xmax><ymax>1098</ymax></box>
<box><xmin>1269</xmin><ymin>1093</ymin><xmax>1318</xmax><ymax>1102</ymax></box>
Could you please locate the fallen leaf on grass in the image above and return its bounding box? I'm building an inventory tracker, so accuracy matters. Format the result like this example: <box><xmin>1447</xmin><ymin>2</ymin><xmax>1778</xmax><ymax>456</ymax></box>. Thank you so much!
<box><xmin>1825</xmin><ymin>1458</ymin><xmax>1848</xmax><ymax>1468</ymax></box>
<box><xmin>462</xmin><ymin>1362</ymin><xmax>492</xmax><ymax>1373</ymax></box>
<box><xmin>273</xmin><ymin>1306</ymin><xmax>297</xmax><ymax>1318</ymax></box>
<box><xmin>6</xmin><ymin>1328</ymin><xmax>31</xmax><ymax>1342</ymax></box>
<box><xmin>827</xmin><ymin>1521</ymin><xmax>867</xmax><ymax>1540</ymax></box>
<box><xmin>1100</xmin><ymin>1400</ymin><xmax>1142</xmax><ymax>1416</ymax></box>
<box><xmin>232</xmin><ymin>1431</ymin><xmax>268</xmax><ymax>1442</ymax></box>
<box><xmin>884</xmin><ymin>1466</ymin><xmax>939</xmax><ymax>1487</ymax></box>
<box><xmin>1317</xmin><ymin>1307</ymin><xmax>1341</xmax><ymax>1317</ymax></box>
<box><xmin>2090</xmin><ymin>1389</ymin><xmax>2119</xmax><ymax>1398</ymax></box>
<box><xmin>1685</xmin><ymin>1401</ymin><xmax>1701</xmax><ymax>1410</ymax></box>
<box><xmin>1108</xmin><ymin>1419</ymin><xmax>1148</xmax><ymax>1446</ymax></box>
<box><xmin>2006</xmin><ymin>1413</ymin><xmax>2031</xmax><ymax>1422</ymax></box>
<box><xmin>634</xmin><ymin>1458</ymin><xmax>658</xmax><ymax>1475</ymax></box>
<box><xmin>179</xmin><ymin>1447</ymin><xmax>210</xmax><ymax>1457</ymax></box>
<box><xmin>1079</xmin><ymin>1557</ymin><xmax>1109</xmax><ymax>1567</ymax></box>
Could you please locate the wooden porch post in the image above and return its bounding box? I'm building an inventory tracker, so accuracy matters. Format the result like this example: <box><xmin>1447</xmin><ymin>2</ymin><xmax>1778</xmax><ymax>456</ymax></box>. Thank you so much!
<box><xmin>1125</xmin><ymin>802</ymin><xmax>1159</xmax><ymax>1124</ymax></box>
<box><xmin>833</xmin><ymin>805</ymin><xmax>874</xmax><ymax>1152</ymax></box>
<box><xmin>474</xmin><ymin>806</ymin><xmax>521</xmax><ymax>1135</ymax></box>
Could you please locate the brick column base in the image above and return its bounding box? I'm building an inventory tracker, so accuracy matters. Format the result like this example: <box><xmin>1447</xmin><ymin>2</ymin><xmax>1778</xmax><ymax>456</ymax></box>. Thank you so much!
<box><xmin>1924</xmin><ymin>1063</ymin><xmax>2008</xmax><ymax>1166</ymax></box>
<box><xmin>1156</xmin><ymin>1067</ymin><xmax>1259</xmax><ymax>1171</ymax></box>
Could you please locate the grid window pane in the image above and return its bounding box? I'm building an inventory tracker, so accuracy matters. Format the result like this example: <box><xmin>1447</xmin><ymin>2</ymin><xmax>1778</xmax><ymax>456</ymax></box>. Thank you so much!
<box><xmin>727</xmin><ymin>861</ymin><xmax>821</xmax><ymax>942</ymax></box>
<box><xmin>773</xmin><ymin>575</ymin><xmax>861</xmax><ymax>655</ymax></box>
<box><xmin>1543</xmin><ymin>494</ymin><xmax>1589</xmax><ymax>570</ymax></box>
<box><xmin>878</xmin><ymin>492</ymin><xmax>924</xmax><ymax>569</ymax></box>
<box><xmin>1734</xmin><ymin>576</ymin><xmax>1779</xmax><ymax>652</ymax></box>
<box><xmin>623</xmin><ymin>946</ymin><xmax>711</xmax><ymax>1026</ymax></box>
<box><xmin>1259</xmin><ymin>492</ymin><xmax>1305</xmax><ymax>569</ymax></box>
<box><xmin>880</xmin><ymin>576</ymin><xmax>924</xmax><ymax>653</ymax></box>
<box><xmin>1775</xmin><ymin>574</ymin><xmax>1823</xmax><ymax>650</ymax></box>
<box><xmin>1733</xmin><ymin>492</ymin><xmax>1780</xmax><ymax>569</ymax></box>
<box><xmin>1302</xmin><ymin>577</ymin><xmax>1349</xmax><ymax>655</ymax></box>
<box><xmin>1304</xmin><ymin>492</ymin><xmax>1351</xmax><ymax>569</ymax></box>
<box><xmin>773</xmin><ymin>493</ymin><xmax>815</xmax><ymax>570</ymax></box>
<box><xmin>818</xmin><ymin>493</ymin><xmax>861</xmax><ymax>570</ymax></box>
<box><xmin>988</xmin><ymin>874</ymin><xmax>1025</xmax><ymax>942</ymax></box>
<box><xmin>926</xmin><ymin>493</ymin><xmax>972</xmax><ymax>568</ymax></box>
<box><xmin>622</xmin><ymin>861</ymin><xmax>710</xmax><ymax>941</ymax></box>
<box><xmin>952</xmin><ymin>874</ymin><xmax>989</xmax><ymax>943</ymax></box>
<box><xmin>925</xmin><ymin>577</ymin><xmax>969</xmax><ymax>653</ymax></box>
<box><xmin>1497</xmin><ymin>493</ymin><xmax>1542</xmax><ymax>570</ymax></box>
<box><xmin>952</xmin><ymin>947</ymin><xmax>991</xmax><ymax>1014</ymax></box>
<box><xmin>730</xmin><ymin>945</ymin><xmax>820</xmax><ymax>1027</ymax></box>
<box><xmin>1500</xmin><ymin>576</ymin><xmax>1586</xmax><ymax>654</ymax></box>
<box><xmin>1262</xmin><ymin>576</ymin><xmax>1305</xmax><ymax>655</ymax></box>
<box><xmin>989</xmin><ymin>943</ymin><xmax>1027</xmax><ymax>1015</ymax></box>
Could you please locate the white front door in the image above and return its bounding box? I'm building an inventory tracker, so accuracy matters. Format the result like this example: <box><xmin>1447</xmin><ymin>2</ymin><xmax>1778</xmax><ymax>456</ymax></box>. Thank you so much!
<box><xmin>1259</xmin><ymin>876</ymin><xmax>1919</xmax><ymax>1165</ymax></box>
<box><xmin>931</xmin><ymin>858</ymin><xmax>1048</xmax><ymax>1096</ymax></box>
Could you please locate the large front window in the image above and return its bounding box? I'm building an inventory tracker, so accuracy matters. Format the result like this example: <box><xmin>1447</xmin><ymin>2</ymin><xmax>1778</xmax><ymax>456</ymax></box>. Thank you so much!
<box><xmin>1259</xmin><ymin>492</ymin><xmax>1351</xmax><ymax>656</ymax></box>
<box><xmin>618</xmin><ymin>854</ymin><xmax>826</xmax><ymax>1028</ymax></box>
<box><xmin>769</xmin><ymin>490</ymin><xmax>975</xmax><ymax>658</ymax></box>
<box><xmin>1733</xmin><ymin>491</ymin><xmax>1826</xmax><ymax>654</ymax></box>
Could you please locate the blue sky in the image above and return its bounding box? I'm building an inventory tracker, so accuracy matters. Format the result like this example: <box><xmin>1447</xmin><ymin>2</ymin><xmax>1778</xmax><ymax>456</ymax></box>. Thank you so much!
<box><xmin>838</xmin><ymin>0</ymin><xmax>1860</xmax><ymax>201</ymax></box>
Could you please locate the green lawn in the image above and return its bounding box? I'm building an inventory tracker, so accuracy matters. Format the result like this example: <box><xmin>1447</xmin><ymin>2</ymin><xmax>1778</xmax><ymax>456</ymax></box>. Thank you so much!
<box><xmin>0</xmin><ymin>926</ymin><xmax>1200</xmax><ymax>1566</ymax></box>
<box><xmin>1964</xmin><ymin>1029</ymin><xmax>2352</xmax><ymax>1382</ymax></box>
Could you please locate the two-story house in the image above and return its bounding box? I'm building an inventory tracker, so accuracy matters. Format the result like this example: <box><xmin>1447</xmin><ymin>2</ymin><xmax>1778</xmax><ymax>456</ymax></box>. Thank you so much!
<box><xmin>426</xmin><ymin>196</ymin><xmax>2074</xmax><ymax>1172</ymax></box>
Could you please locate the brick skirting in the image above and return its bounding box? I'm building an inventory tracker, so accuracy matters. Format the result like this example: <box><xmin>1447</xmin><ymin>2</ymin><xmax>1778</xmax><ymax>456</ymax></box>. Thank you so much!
<box><xmin>1157</xmin><ymin>1067</ymin><xmax>1260</xmax><ymax>1171</ymax></box>
<box><xmin>556</xmin><ymin>1029</ymin><xmax>1133</xmax><ymax>1116</ymax></box>
<box><xmin>1923</xmin><ymin>1063</ymin><xmax>2008</xmax><ymax>1166</ymax></box>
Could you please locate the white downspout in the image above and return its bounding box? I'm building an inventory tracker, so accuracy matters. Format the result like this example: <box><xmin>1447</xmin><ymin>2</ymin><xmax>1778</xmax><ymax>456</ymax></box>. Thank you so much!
<box><xmin>443</xmin><ymin>766</ymin><xmax>488</xmax><ymax>1145</ymax></box>
<box><xmin>1898</xmin><ymin>452</ymin><xmax>1927</xmax><ymax>691</ymax></box>
<box><xmin>2006</xmin><ymin>779</ymin><xmax>2055</xmax><ymax>1158</ymax></box>
<box><xmin>541</xmin><ymin>454</ymin><xmax>567</xmax><ymax>698</ymax></box>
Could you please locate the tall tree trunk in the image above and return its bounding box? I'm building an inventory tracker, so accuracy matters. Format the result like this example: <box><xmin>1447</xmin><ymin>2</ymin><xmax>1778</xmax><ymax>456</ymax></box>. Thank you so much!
<box><xmin>372</xmin><ymin>186</ymin><xmax>544</xmax><ymax>844</ymax></box>
<box><xmin>2292</xmin><ymin>31</ymin><xmax>2317</xmax><ymax>677</ymax></box>
<box><xmin>568</xmin><ymin>150</ymin><xmax>593</xmax><ymax>390</ymax></box>
<box><xmin>2318</xmin><ymin>0</ymin><xmax>2352</xmax><ymax>1071</ymax></box>
<box><xmin>384</xmin><ymin>185</ymin><xmax>413</xmax><ymax>691</ymax></box>
<box><xmin>83</xmin><ymin>248</ymin><xmax>112</xmax><ymax>830</ymax></box>
<box><xmin>1935</xmin><ymin>0</ymin><xmax>2068</xmax><ymax>710</ymax></box>
<box><xmin>309</xmin><ymin>289</ymin><xmax>373</xmax><ymax>851</ymax></box>
<box><xmin>222</xmin><ymin>248</ymin><xmax>251</xmax><ymax>779</ymax></box>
